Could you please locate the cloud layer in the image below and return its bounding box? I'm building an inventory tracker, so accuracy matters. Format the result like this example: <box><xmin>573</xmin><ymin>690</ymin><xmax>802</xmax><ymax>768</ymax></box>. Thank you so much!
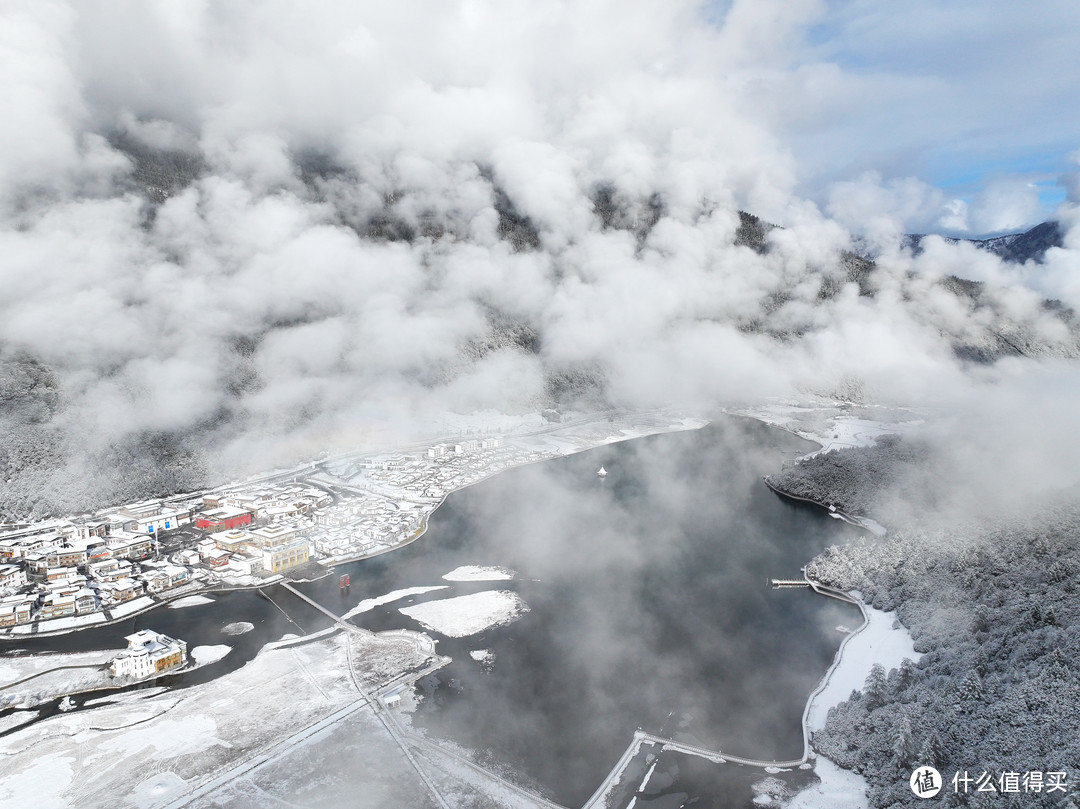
<box><xmin>1</xmin><ymin>0</ymin><xmax>1080</xmax><ymax>516</ymax></box>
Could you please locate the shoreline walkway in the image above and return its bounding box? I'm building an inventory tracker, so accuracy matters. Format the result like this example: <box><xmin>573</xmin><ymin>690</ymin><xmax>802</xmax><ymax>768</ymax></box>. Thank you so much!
<box><xmin>581</xmin><ymin>573</ymin><xmax>869</xmax><ymax>808</ymax></box>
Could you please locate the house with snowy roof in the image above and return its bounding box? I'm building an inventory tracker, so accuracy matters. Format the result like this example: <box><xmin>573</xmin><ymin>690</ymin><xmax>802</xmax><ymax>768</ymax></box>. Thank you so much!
<box><xmin>109</xmin><ymin>630</ymin><xmax>186</xmax><ymax>679</ymax></box>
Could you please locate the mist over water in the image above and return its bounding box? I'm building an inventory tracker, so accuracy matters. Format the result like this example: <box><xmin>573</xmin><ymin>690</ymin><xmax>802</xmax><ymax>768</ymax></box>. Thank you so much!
<box><xmin>342</xmin><ymin>418</ymin><xmax>862</xmax><ymax>806</ymax></box>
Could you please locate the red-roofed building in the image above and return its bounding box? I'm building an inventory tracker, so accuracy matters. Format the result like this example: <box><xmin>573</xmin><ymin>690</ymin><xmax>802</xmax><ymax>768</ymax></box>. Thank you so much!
<box><xmin>195</xmin><ymin>508</ymin><xmax>253</xmax><ymax>532</ymax></box>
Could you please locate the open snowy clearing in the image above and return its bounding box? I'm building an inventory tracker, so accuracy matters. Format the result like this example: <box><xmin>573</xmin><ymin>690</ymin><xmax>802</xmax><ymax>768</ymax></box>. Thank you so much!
<box><xmin>734</xmin><ymin>400</ymin><xmax>923</xmax><ymax>459</ymax></box>
<box><xmin>399</xmin><ymin>590</ymin><xmax>530</xmax><ymax>638</ymax></box>
<box><xmin>442</xmin><ymin>565</ymin><xmax>516</xmax><ymax>581</ymax></box>
<box><xmin>0</xmin><ymin>632</ymin><xmax>449</xmax><ymax>809</ymax></box>
<box><xmin>0</xmin><ymin>648</ymin><xmax>117</xmax><ymax>686</ymax></box>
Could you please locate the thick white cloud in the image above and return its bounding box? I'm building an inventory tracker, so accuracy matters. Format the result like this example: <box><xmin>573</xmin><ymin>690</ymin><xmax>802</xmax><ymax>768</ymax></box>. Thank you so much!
<box><xmin>1</xmin><ymin>0</ymin><xmax>1079</xmax><ymax>515</ymax></box>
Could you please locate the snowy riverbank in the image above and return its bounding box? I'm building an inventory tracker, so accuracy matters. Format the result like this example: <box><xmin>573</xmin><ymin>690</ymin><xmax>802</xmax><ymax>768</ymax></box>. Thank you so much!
<box><xmin>804</xmin><ymin>602</ymin><xmax>916</xmax><ymax>733</ymax></box>
<box><xmin>781</xmin><ymin>599</ymin><xmax>916</xmax><ymax>809</ymax></box>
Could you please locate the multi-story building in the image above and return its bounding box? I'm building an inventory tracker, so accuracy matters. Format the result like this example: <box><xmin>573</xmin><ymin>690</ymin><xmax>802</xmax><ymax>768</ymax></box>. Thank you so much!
<box><xmin>0</xmin><ymin>564</ymin><xmax>26</xmax><ymax>590</ymax></box>
<box><xmin>1</xmin><ymin>533</ymin><xmax>63</xmax><ymax>561</ymax></box>
<box><xmin>122</xmin><ymin>507</ymin><xmax>191</xmax><ymax>536</ymax></box>
<box><xmin>45</xmin><ymin>566</ymin><xmax>79</xmax><ymax>583</ymax></box>
<box><xmin>86</xmin><ymin>543</ymin><xmax>113</xmax><ymax>563</ymax></box>
<box><xmin>109</xmin><ymin>630</ymin><xmax>187</xmax><ymax>679</ymax></box>
<box><xmin>106</xmin><ymin>532</ymin><xmax>158</xmax><ymax>561</ymax></box>
<box><xmin>225</xmin><ymin>553</ymin><xmax>263</xmax><ymax>576</ymax></box>
<box><xmin>0</xmin><ymin>596</ymin><xmax>34</xmax><ymax>626</ymax></box>
<box><xmin>214</xmin><ymin>530</ymin><xmax>255</xmax><ymax>554</ymax></box>
<box><xmin>262</xmin><ymin>538</ymin><xmax>310</xmax><ymax>573</ymax></box>
<box><xmin>204</xmin><ymin>549</ymin><xmax>231</xmax><ymax>568</ymax></box>
<box><xmin>88</xmin><ymin>559</ymin><xmax>127</xmax><ymax>582</ymax></box>
<box><xmin>139</xmin><ymin>563</ymin><xmax>191</xmax><ymax>593</ymax></box>
<box><xmin>249</xmin><ymin>524</ymin><xmax>299</xmax><ymax>547</ymax></box>
<box><xmin>74</xmin><ymin>588</ymin><xmax>98</xmax><ymax>614</ymax></box>
<box><xmin>45</xmin><ymin>547</ymin><xmax>88</xmax><ymax>568</ymax></box>
<box><xmin>40</xmin><ymin>592</ymin><xmax>77</xmax><ymax>619</ymax></box>
<box><xmin>98</xmin><ymin>577</ymin><xmax>141</xmax><ymax>605</ymax></box>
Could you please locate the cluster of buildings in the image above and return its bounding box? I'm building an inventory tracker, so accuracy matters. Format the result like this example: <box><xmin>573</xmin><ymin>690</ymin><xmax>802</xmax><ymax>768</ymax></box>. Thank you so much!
<box><xmin>354</xmin><ymin>438</ymin><xmax>533</xmax><ymax>501</ymax></box>
<box><xmin>0</xmin><ymin>433</ymin><xmax>540</xmax><ymax>633</ymax></box>
<box><xmin>0</xmin><ymin>484</ymin><xmax>330</xmax><ymax>630</ymax></box>
<box><xmin>0</xmin><ymin>511</ymin><xmax>185</xmax><ymax>628</ymax></box>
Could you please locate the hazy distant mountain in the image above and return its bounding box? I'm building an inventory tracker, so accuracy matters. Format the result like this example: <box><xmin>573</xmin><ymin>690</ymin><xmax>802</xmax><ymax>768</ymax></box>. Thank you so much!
<box><xmin>903</xmin><ymin>220</ymin><xmax>1064</xmax><ymax>264</ymax></box>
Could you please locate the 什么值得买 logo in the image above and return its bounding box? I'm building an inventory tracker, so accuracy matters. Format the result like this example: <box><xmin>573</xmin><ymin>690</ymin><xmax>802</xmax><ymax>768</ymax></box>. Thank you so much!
<box><xmin>910</xmin><ymin>766</ymin><xmax>942</xmax><ymax>798</ymax></box>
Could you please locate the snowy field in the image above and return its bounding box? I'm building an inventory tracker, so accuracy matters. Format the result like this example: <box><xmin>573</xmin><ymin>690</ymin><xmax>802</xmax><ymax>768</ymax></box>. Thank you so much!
<box><xmin>399</xmin><ymin>590</ymin><xmax>530</xmax><ymax>638</ymax></box>
<box><xmin>734</xmin><ymin>400</ymin><xmax>923</xmax><ymax>458</ymax></box>
<box><xmin>0</xmin><ymin>632</ymin><xmax>468</xmax><ymax>809</ymax></box>
<box><xmin>109</xmin><ymin>596</ymin><xmax>157</xmax><ymax>619</ymax></box>
<box><xmin>0</xmin><ymin>648</ymin><xmax>122</xmax><ymax>709</ymax></box>
<box><xmin>0</xmin><ymin>648</ymin><xmax>117</xmax><ymax>686</ymax></box>
<box><xmin>442</xmin><ymin>565</ymin><xmax>515</xmax><ymax>581</ymax></box>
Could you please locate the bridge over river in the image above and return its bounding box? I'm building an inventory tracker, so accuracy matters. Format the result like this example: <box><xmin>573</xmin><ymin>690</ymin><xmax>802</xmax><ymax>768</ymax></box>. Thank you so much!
<box><xmin>281</xmin><ymin>569</ymin><xmax>865</xmax><ymax>809</ymax></box>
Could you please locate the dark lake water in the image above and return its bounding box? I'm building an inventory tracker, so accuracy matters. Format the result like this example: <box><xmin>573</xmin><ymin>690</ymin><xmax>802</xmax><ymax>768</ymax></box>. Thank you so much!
<box><xmin>1</xmin><ymin>417</ymin><xmax>862</xmax><ymax>808</ymax></box>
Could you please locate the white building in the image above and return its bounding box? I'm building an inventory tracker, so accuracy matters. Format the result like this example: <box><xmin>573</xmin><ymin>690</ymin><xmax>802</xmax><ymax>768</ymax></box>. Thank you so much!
<box><xmin>139</xmin><ymin>562</ymin><xmax>191</xmax><ymax>592</ymax></box>
<box><xmin>88</xmin><ymin>559</ymin><xmax>121</xmax><ymax>581</ymax></box>
<box><xmin>225</xmin><ymin>553</ymin><xmax>263</xmax><ymax>576</ymax></box>
<box><xmin>74</xmin><ymin>588</ymin><xmax>98</xmax><ymax>614</ymax></box>
<box><xmin>109</xmin><ymin>630</ymin><xmax>187</xmax><ymax>680</ymax></box>
<box><xmin>40</xmin><ymin>592</ymin><xmax>77</xmax><ymax>619</ymax></box>
<box><xmin>0</xmin><ymin>596</ymin><xmax>34</xmax><ymax>626</ymax></box>
<box><xmin>249</xmin><ymin>524</ymin><xmax>299</xmax><ymax>547</ymax></box>
<box><xmin>0</xmin><ymin>564</ymin><xmax>26</xmax><ymax>589</ymax></box>
<box><xmin>98</xmin><ymin>577</ymin><xmax>141</xmax><ymax>605</ymax></box>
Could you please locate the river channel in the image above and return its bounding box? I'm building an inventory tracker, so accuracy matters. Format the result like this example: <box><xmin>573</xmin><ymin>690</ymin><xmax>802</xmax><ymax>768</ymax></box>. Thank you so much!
<box><xmin>1</xmin><ymin>417</ymin><xmax>862</xmax><ymax>808</ymax></box>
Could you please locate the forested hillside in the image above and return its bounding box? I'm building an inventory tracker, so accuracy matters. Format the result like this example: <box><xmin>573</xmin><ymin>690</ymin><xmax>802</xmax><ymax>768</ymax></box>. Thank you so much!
<box><xmin>767</xmin><ymin>436</ymin><xmax>934</xmax><ymax>519</ymax></box>
<box><xmin>806</xmin><ymin>504</ymin><xmax>1080</xmax><ymax>808</ymax></box>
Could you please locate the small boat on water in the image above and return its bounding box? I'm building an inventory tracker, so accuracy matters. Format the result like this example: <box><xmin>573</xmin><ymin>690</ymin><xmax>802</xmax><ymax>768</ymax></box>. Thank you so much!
<box><xmin>597</xmin><ymin>466</ymin><xmax>608</xmax><ymax>477</ymax></box>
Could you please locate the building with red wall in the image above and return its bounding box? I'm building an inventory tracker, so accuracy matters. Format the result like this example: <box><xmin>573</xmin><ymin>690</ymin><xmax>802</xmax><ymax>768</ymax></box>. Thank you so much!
<box><xmin>195</xmin><ymin>507</ymin><xmax>253</xmax><ymax>532</ymax></box>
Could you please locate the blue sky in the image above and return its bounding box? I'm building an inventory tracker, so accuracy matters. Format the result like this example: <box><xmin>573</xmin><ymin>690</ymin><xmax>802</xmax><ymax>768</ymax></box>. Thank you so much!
<box><xmin>709</xmin><ymin>0</ymin><xmax>1080</xmax><ymax>235</ymax></box>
